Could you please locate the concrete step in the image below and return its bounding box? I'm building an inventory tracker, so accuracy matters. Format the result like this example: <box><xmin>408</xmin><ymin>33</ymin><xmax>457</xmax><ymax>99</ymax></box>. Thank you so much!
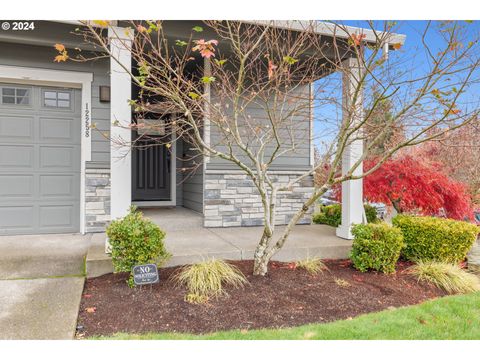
<box><xmin>0</xmin><ymin>234</ymin><xmax>91</xmax><ymax>279</ymax></box>
<box><xmin>85</xmin><ymin>233</ymin><xmax>114</xmax><ymax>278</ymax></box>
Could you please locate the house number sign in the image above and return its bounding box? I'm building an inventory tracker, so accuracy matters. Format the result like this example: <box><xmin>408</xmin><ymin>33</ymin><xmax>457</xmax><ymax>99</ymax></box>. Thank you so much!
<box><xmin>84</xmin><ymin>102</ymin><xmax>90</xmax><ymax>138</ymax></box>
<box><xmin>132</xmin><ymin>264</ymin><xmax>159</xmax><ymax>285</ymax></box>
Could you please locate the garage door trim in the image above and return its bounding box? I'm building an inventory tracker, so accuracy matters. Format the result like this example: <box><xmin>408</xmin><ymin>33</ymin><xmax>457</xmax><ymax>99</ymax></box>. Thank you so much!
<box><xmin>0</xmin><ymin>65</ymin><xmax>93</xmax><ymax>234</ymax></box>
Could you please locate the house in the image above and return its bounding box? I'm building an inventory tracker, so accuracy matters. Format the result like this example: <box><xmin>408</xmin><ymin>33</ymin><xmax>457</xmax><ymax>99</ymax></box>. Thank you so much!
<box><xmin>0</xmin><ymin>21</ymin><xmax>405</xmax><ymax>239</ymax></box>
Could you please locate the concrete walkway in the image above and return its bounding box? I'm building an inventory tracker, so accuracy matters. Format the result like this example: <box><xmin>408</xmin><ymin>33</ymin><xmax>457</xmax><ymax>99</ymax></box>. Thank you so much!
<box><xmin>0</xmin><ymin>234</ymin><xmax>91</xmax><ymax>340</ymax></box>
<box><xmin>87</xmin><ymin>224</ymin><xmax>352</xmax><ymax>277</ymax></box>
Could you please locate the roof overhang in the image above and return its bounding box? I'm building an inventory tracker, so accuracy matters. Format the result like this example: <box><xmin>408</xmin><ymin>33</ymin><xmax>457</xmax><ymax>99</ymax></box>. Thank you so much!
<box><xmin>54</xmin><ymin>20</ymin><xmax>406</xmax><ymax>49</ymax></box>
<box><xmin>243</xmin><ymin>20</ymin><xmax>406</xmax><ymax>49</ymax></box>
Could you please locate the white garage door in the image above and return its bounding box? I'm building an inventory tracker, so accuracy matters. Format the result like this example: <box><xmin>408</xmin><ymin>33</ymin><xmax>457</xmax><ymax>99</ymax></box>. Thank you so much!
<box><xmin>0</xmin><ymin>83</ymin><xmax>81</xmax><ymax>235</ymax></box>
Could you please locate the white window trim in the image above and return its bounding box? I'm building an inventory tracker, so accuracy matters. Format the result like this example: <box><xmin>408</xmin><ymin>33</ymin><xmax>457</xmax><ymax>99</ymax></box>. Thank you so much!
<box><xmin>0</xmin><ymin>64</ymin><xmax>93</xmax><ymax>234</ymax></box>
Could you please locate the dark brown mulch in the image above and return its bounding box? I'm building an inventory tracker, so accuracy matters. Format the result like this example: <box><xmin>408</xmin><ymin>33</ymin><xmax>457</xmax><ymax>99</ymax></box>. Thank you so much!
<box><xmin>77</xmin><ymin>260</ymin><xmax>446</xmax><ymax>337</ymax></box>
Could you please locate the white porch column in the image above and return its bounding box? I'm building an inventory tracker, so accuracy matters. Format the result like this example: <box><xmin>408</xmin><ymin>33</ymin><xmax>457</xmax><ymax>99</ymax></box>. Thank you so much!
<box><xmin>336</xmin><ymin>57</ymin><xmax>366</xmax><ymax>240</ymax></box>
<box><xmin>109</xmin><ymin>27</ymin><xmax>133</xmax><ymax>220</ymax></box>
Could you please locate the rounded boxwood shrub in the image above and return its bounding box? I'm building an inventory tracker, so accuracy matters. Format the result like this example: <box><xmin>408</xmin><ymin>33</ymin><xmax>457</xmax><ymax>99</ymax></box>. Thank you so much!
<box><xmin>106</xmin><ymin>206</ymin><xmax>171</xmax><ymax>286</ymax></box>
<box><xmin>350</xmin><ymin>223</ymin><xmax>404</xmax><ymax>274</ymax></box>
<box><xmin>313</xmin><ymin>204</ymin><xmax>379</xmax><ymax>227</ymax></box>
<box><xmin>392</xmin><ymin>215</ymin><xmax>479</xmax><ymax>263</ymax></box>
<box><xmin>313</xmin><ymin>204</ymin><xmax>342</xmax><ymax>227</ymax></box>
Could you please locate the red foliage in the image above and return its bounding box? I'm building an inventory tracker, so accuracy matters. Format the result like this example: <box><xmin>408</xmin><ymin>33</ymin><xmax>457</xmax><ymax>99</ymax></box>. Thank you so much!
<box><xmin>362</xmin><ymin>156</ymin><xmax>473</xmax><ymax>220</ymax></box>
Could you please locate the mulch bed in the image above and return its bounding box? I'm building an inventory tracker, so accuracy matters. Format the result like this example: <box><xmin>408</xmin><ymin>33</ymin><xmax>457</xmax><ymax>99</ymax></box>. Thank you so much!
<box><xmin>77</xmin><ymin>259</ymin><xmax>447</xmax><ymax>337</ymax></box>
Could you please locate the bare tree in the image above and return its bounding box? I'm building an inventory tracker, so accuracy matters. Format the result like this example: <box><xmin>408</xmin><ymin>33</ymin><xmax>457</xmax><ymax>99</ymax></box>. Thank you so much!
<box><xmin>407</xmin><ymin>122</ymin><xmax>480</xmax><ymax>205</ymax></box>
<box><xmin>58</xmin><ymin>20</ymin><xmax>480</xmax><ymax>275</ymax></box>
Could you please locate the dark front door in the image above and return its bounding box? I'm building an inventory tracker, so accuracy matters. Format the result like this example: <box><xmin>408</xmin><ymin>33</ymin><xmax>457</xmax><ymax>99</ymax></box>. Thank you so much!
<box><xmin>132</xmin><ymin>137</ymin><xmax>171</xmax><ymax>201</ymax></box>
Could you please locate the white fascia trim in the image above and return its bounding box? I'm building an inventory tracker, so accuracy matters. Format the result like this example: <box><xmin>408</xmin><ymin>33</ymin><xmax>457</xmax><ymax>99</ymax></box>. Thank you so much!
<box><xmin>243</xmin><ymin>20</ymin><xmax>407</xmax><ymax>47</ymax></box>
<box><xmin>51</xmin><ymin>20</ymin><xmax>119</xmax><ymax>28</ymax></box>
<box><xmin>0</xmin><ymin>64</ymin><xmax>93</xmax><ymax>235</ymax></box>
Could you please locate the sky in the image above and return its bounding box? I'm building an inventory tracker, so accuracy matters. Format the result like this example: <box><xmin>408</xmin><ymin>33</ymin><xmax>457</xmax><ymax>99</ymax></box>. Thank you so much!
<box><xmin>313</xmin><ymin>20</ymin><xmax>480</xmax><ymax>150</ymax></box>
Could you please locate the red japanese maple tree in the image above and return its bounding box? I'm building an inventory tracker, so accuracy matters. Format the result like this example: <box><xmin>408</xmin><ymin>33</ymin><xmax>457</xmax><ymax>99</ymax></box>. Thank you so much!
<box><xmin>362</xmin><ymin>156</ymin><xmax>473</xmax><ymax>220</ymax></box>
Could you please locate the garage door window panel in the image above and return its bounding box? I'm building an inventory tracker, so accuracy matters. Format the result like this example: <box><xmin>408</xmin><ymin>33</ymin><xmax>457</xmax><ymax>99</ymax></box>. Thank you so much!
<box><xmin>43</xmin><ymin>90</ymin><xmax>72</xmax><ymax>109</ymax></box>
<box><xmin>1</xmin><ymin>87</ymin><xmax>31</xmax><ymax>105</ymax></box>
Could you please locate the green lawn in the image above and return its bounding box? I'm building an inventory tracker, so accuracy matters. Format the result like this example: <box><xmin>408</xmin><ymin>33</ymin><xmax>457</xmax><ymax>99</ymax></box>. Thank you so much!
<box><xmin>94</xmin><ymin>292</ymin><xmax>480</xmax><ymax>340</ymax></box>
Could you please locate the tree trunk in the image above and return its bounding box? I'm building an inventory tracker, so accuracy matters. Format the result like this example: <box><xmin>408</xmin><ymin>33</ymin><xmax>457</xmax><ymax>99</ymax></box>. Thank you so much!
<box><xmin>386</xmin><ymin>192</ymin><xmax>402</xmax><ymax>214</ymax></box>
<box><xmin>252</xmin><ymin>224</ymin><xmax>274</xmax><ymax>275</ymax></box>
<box><xmin>252</xmin><ymin>186</ymin><xmax>328</xmax><ymax>276</ymax></box>
<box><xmin>253</xmin><ymin>252</ymin><xmax>270</xmax><ymax>276</ymax></box>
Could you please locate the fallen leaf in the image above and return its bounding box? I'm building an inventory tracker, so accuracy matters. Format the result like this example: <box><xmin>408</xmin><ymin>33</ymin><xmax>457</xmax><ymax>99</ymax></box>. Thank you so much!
<box><xmin>352</xmin><ymin>275</ymin><xmax>364</xmax><ymax>282</ymax></box>
<box><xmin>83</xmin><ymin>294</ymin><xmax>92</xmax><ymax>298</ymax></box>
<box><xmin>85</xmin><ymin>307</ymin><xmax>96</xmax><ymax>313</ymax></box>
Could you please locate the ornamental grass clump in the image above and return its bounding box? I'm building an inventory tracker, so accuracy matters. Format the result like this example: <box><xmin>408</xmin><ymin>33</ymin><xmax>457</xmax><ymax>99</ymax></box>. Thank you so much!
<box><xmin>409</xmin><ymin>260</ymin><xmax>480</xmax><ymax>294</ymax></box>
<box><xmin>295</xmin><ymin>257</ymin><xmax>327</xmax><ymax>275</ymax></box>
<box><xmin>173</xmin><ymin>259</ymin><xmax>248</xmax><ymax>303</ymax></box>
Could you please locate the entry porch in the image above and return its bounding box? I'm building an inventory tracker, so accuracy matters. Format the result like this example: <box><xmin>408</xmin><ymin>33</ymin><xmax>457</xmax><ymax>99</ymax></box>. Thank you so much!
<box><xmin>86</xmin><ymin>206</ymin><xmax>351</xmax><ymax>278</ymax></box>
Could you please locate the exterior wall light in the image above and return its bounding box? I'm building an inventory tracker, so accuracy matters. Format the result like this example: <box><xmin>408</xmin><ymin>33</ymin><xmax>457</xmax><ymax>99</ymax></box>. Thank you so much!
<box><xmin>99</xmin><ymin>85</ymin><xmax>110</xmax><ymax>103</ymax></box>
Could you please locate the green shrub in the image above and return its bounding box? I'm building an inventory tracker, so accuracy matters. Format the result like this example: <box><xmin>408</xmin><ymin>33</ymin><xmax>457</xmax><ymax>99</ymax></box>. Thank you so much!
<box><xmin>313</xmin><ymin>203</ymin><xmax>379</xmax><ymax>227</ymax></box>
<box><xmin>364</xmin><ymin>204</ymin><xmax>380</xmax><ymax>223</ymax></box>
<box><xmin>350</xmin><ymin>223</ymin><xmax>404</xmax><ymax>274</ymax></box>
<box><xmin>313</xmin><ymin>204</ymin><xmax>342</xmax><ymax>227</ymax></box>
<box><xmin>106</xmin><ymin>206</ymin><xmax>171</xmax><ymax>286</ymax></box>
<box><xmin>409</xmin><ymin>260</ymin><xmax>480</xmax><ymax>294</ymax></box>
<box><xmin>393</xmin><ymin>215</ymin><xmax>479</xmax><ymax>263</ymax></box>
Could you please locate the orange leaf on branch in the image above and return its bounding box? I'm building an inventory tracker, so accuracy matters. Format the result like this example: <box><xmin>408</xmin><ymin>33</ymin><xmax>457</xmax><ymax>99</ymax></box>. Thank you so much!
<box><xmin>92</xmin><ymin>20</ymin><xmax>110</xmax><ymax>27</ymax></box>
<box><xmin>54</xmin><ymin>43</ymin><xmax>65</xmax><ymax>52</ymax></box>
<box><xmin>192</xmin><ymin>39</ymin><xmax>219</xmax><ymax>59</ymax></box>
<box><xmin>137</xmin><ymin>25</ymin><xmax>148</xmax><ymax>33</ymax></box>
<box><xmin>350</xmin><ymin>33</ymin><xmax>366</xmax><ymax>47</ymax></box>
<box><xmin>268</xmin><ymin>60</ymin><xmax>277</xmax><ymax>80</ymax></box>
<box><xmin>53</xmin><ymin>43</ymin><xmax>69</xmax><ymax>62</ymax></box>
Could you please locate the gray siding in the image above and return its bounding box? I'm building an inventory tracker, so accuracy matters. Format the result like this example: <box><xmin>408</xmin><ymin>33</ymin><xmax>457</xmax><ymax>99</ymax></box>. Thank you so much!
<box><xmin>180</xmin><ymin>139</ymin><xmax>203</xmax><ymax>213</ymax></box>
<box><xmin>206</xmin><ymin>84</ymin><xmax>312</xmax><ymax>171</ymax></box>
<box><xmin>175</xmin><ymin>139</ymin><xmax>183</xmax><ymax>206</ymax></box>
<box><xmin>0</xmin><ymin>41</ymin><xmax>111</xmax><ymax>169</ymax></box>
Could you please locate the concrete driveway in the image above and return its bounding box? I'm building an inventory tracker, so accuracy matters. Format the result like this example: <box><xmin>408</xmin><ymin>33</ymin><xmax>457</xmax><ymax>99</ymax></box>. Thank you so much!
<box><xmin>0</xmin><ymin>234</ymin><xmax>90</xmax><ymax>340</ymax></box>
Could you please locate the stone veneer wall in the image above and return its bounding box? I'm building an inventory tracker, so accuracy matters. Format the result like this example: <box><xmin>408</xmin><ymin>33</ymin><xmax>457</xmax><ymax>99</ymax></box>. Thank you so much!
<box><xmin>204</xmin><ymin>171</ymin><xmax>314</xmax><ymax>227</ymax></box>
<box><xmin>85</xmin><ymin>169</ymin><xmax>111</xmax><ymax>232</ymax></box>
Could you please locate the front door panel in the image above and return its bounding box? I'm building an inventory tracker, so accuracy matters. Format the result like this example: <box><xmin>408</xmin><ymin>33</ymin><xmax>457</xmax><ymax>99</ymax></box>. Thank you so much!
<box><xmin>132</xmin><ymin>137</ymin><xmax>171</xmax><ymax>201</ymax></box>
